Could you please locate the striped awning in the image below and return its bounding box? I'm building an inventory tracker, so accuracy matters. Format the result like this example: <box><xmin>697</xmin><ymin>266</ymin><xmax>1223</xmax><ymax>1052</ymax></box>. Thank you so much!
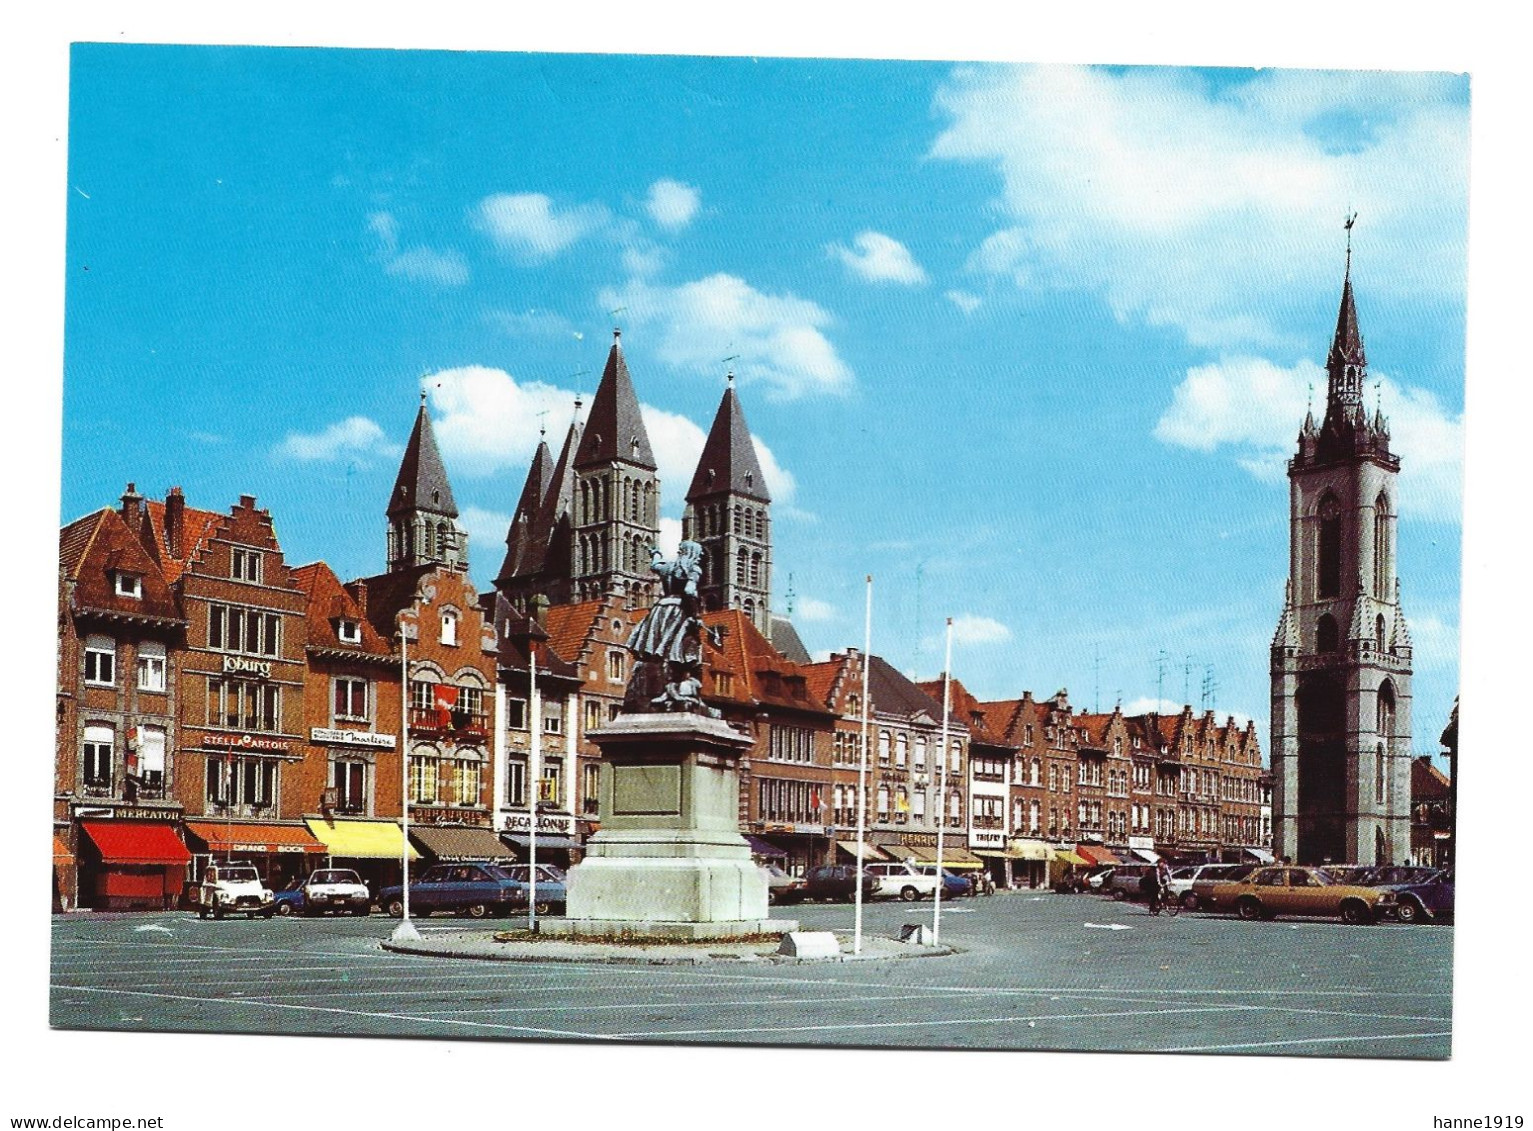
<box><xmin>1075</xmin><ymin>844</ymin><xmax>1121</xmax><ymax>867</ymax></box>
<box><xmin>186</xmin><ymin>821</ymin><xmax>326</xmax><ymax>856</ymax></box>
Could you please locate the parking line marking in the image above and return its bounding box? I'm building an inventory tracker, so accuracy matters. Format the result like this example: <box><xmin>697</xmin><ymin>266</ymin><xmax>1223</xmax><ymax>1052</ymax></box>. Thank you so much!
<box><xmin>50</xmin><ymin>983</ymin><xmax>619</xmax><ymax>1041</ymax></box>
<box><xmin>1160</xmin><ymin>1030</ymin><xmax>1453</xmax><ymax>1053</ymax></box>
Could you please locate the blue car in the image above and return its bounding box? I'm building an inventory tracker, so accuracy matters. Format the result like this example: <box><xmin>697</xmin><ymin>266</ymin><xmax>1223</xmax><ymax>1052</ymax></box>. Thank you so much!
<box><xmin>496</xmin><ymin>863</ymin><xmax>567</xmax><ymax>915</ymax></box>
<box><xmin>1379</xmin><ymin>869</ymin><xmax>1454</xmax><ymax>924</ymax></box>
<box><xmin>378</xmin><ymin>861</ymin><xmax>527</xmax><ymax>919</ymax></box>
<box><xmin>272</xmin><ymin>882</ymin><xmax>306</xmax><ymax>916</ymax></box>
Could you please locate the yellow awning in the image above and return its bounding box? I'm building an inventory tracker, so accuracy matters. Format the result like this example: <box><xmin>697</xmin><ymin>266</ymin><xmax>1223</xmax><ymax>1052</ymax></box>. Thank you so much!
<box><xmin>938</xmin><ymin>846</ymin><xmax>985</xmax><ymax>870</ymax></box>
<box><xmin>305</xmin><ymin>818</ymin><xmax>419</xmax><ymax>860</ymax></box>
<box><xmin>1053</xmin><ymin>849</ymin><xmax>1088</xmax><ymax>866</ymax></box>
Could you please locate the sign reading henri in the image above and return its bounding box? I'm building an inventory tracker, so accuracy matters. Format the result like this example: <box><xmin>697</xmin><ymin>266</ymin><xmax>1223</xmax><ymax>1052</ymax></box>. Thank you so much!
<box><xmin>622</xmin><ymin>541</ymin><xmax>723</xmax><ymax>716</ymax></box>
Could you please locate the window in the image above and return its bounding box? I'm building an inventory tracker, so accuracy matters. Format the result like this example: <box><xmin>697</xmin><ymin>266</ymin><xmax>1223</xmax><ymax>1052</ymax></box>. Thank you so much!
<box><xmin>769</xmin><ymin>725</ymin><xmax>814</xmax><ymax>764</ymax></box>
<box><xmin>83</xmin><ymin>725</ymin><xmax>113</xmax><ymax>791</ymax></box>
<box><xmin>337</xmin><ymin>619</ymin><xmax>361</xmax><ymax>644</ymax></box>
<box><xmin>1029</xmin><ymin>799</ymin><xmax>1040</xmax><ymax>834</ymax></box>
<box><xmin>333</xmin><ymin>677</ymin><xmax>369</xmax><ymax>723</ymax></box>
<box><xmin>1374</xmin><ymin>493</ymin><xmax>1391</xmax><ymax>597</ymax></box>
<box><xmin>876</xmin><ymin>785</ymin><xmax>890</xmax><ymax>818</ymax></box>
<box><xmin>506</xmin><ymin>758</ymin><xmax>527</xmax><ymax>807</ymax></box>
<box><xmin>208</xmin><ymin>605</ymin><xmax>282</xmax><ymax>657</ymax></box>
<box><xmin>914</xmin><ymin>735</ymin><xmax>927</xmax><ymax>770</ymax></box>
<box><xmin>114</xmin><ymin>572</ymin><xmax>142</xmax><ymax>599</ymax></box>
<box><xmin>206</xmin><ymin>755</ymin><xmax>277</xmax><ymax>811</ymax></box>
<box><xmin>455</xmin><ymin>759</ymin><xmax>482</xmax><ymax>807</ymax></box>
<box><xmin>507</xmin><ymin>697</ymin><xmax>527</xmax><ymax>731</ymax></box>
<box><xmin>440</xmin><ymin>611</ymin><xmax>458</xmax><ymax>646</ymax></box>
<box><xmin>878</xmin><ymin>731</ymin><xmax>890</xmax><ymax>766</ymax></box>
<box><xmin>895</xmin><ymin>733</ymin><xmax>908</xmax><ymax>768</ymax></box>
<box><xmin>409</xmin><ymin>756</ymin><xmax>438</xmax><ymax>804</ymax></box>
<box><xmin>1316</xmin><ymin>614</ymin><xmax>1339</xmax><ymax>654</ymax></box>
<box><xmin>541</xmin><ymin>758</ymin><xmax>563</xmax><ymax>805</ymax></box>
<box><xmin>582</xmin><ymin>762</ymin><xmax>601</xmax><ymax>816</ymax></box>
<box><xmin>207</xmin><ymin>679</ymin><xmax>280</xmax><ymax>731</ymax></box>
<box><xmin>1317</xmin><ymin>495</ymin><xmax>1341</xmax><ymax>599</ymax></box>
<box><xmin>948</xmin><ymin>791</ymin><xmax>962</xmax><ymax>826</ymax></box>
<box><xmin>607</xmin><ymin>650</ymin><xmax>626</xmax><ymax>683</ymax></box>
<box><xmin>133</xmin><ymin>725</ymin><xmax>166</xmax><ymax>789</ymax></box>
<box><xmin>949</xmin><ymin>740</ymin><xmax>962</xmax><ymax>773</ymax></box>
<box><xmin>913</xmin><ymin>788</ymin><xmax>926</xmax><ymax>820</ymax></box>
<box><xmin>714</xmin><ymin>671</ymin><xmax>734</xmax><ymax>696</ymax></box>
<box><xmin>543</xmin><ymin>705</ymin><xmax>562</xmax><ymax>735</ymax></box>
<box><xmin>585</xmin><ymin>699</ymin><xmax>603</xmax><ymax>733</ymax></box>
<box><xmin>136</xmin><ymin>642</ymin><xmax>166</xmax><ymax>692</ymax></box>
<box><xmin>333</xmin><ymin>761</ymin><xmax>367</xmax><ymax>813</ymax></box>
<box><xmin>230</xmin><ymin>549</ymin><xmax>262</xmax><ymax>582</ymax></box>
<box><xmin>84</xmin><ymin>635</ymin><xmax>115</xmax><ymax>685</ymax></box>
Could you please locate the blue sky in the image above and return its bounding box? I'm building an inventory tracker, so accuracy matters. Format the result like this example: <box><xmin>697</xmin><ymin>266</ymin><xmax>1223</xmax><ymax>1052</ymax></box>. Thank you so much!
<box><xmin>61</xmin><ymin>46</ymin><xmax>1467</xmax><ymax>754</ymax></box>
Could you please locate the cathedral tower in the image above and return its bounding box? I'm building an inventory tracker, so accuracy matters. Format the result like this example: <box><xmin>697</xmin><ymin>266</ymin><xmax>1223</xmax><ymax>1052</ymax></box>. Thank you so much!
<box><xmin>570</xmin><ymin>331</ymin><xmax>660</xmax><ymax>603</ymax></box>
<box><xmin>386</xmin><ymin>395</ymin><xmax>468</xmax><ymax>573</ymax></box>
<box><xmin>1271</xmin><ymin>226</ymin><xmax>1413</xmax><ymax>866</ymax></box>
<box><xmin>682</xmin><ymin>373</ymin><xmax>772</xmax><ymax>634</ymax></box>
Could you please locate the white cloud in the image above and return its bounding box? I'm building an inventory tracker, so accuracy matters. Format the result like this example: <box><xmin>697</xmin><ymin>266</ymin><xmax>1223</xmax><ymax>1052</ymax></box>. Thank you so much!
<box><xmin>657</xmin><ymin>517</ymin><xmax>683</xmax><ymax>558</ymax></box>
<box><xmin>1153</xmin><ymin>355</ymin><xmax>1463</xmax><ymax>522</ymax></box>
<box><xmin>475</xmin><ymin>193</ymin><xmax>610</xmax><ymax>260</ymax></box>
<box><xmin>458</xmin><ymin>505</ymin><xmax>511</xmax><ymax>559</ymax></box>
<box><xmin>422</xmin><ymin>366</ymin><xmax>797</xmax><ymax>519</ymax></box>
<box><xmin>275</xmin><ymin>416</ymin><xmax>399</xmax><ymax>464</ymax></box>
<box><xmin>925</xmin><ymin>613</ymin><xmax>1012</xmax><ymax>650</ymax></box>
<box><xmin>932</xmin><ymin>65</ymin><xmax>1467</xmax><ymax>347</ymax></box>
<box><xmin>645</xmin><ymin>179</ymin><xmax>701</xmax><ymax>230</ymax></box>
<box><xmin>367</xmin><ymin>211</ymin><xmax>468</xmax><ymax>286</ymax></box>
<box><xmin>945</xmin><ymin>289</ymin><xmax>982</xmax><ymax>314</ymax></box>
<box><xmin>793</xmin><ymin>596</ymin><xmax>837</xmax><ymax>623</ymax></box>
<box><xmin>601</xmin><ymin>274</ymin><xmax>853</xmax><ymax>400</ymax></box>
<box><xmin>827</xmin><ymin>231</ymin><xmax>927</xmax><ymax>285</ymax></box>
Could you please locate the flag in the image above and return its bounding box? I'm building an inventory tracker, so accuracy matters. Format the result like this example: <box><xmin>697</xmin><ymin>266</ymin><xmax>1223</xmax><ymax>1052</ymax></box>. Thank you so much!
<box><xmin>433</xmin><ymin>683</ymin><xmax>459</xmax><ymax>728</ymax></box>
<box><xmin>809</xmin><ymin>788</ymin><xmax>822</xmax><ymax>811</ymax></box>
<box><xmin>895</xmin><ymin>793</ymin><xmax>910</xmax><ymax>813</ymax></box>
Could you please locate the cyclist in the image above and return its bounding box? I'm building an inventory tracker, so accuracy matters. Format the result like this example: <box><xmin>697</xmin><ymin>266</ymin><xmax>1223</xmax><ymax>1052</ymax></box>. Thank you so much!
<box><xmin>1143</xmin><ymin>859</ymin><xmax>1172</xmax><ymax>914</ymax></box>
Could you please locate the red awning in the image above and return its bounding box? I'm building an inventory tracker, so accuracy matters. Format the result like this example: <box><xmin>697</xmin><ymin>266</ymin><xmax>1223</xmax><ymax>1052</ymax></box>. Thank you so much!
<box><xmin>185</xmin><ymin>821</ymin><xmax>326</xmax><ymax>855</ymax></box>
<box><xmin>81</xmin><ymin>821</ymin><xmax>192</xmax><ymax>866</ymax></box>
<box><xmin>1075</xmin><ymin>844</ymin><xmax>1122</xmax><ymax>867</ymax></box>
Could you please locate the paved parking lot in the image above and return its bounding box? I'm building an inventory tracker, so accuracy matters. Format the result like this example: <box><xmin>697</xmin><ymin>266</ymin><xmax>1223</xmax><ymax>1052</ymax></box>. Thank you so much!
<box><xmin>50</xmin><ymin>892</ymin><xmax>1452</xmax><ymax>1057</ymax></box>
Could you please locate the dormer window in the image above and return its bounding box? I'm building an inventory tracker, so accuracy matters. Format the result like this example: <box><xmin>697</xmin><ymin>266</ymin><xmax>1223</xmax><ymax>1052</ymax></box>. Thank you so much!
<box><xmin>114</xmin><ymin>572</ymin><xmax>142</xmax><ymax>599</ymax></box>
<box><xmin>337</xmin><ymin>619</ymin><xmax>361</xmax><ymax>645</ymax></box>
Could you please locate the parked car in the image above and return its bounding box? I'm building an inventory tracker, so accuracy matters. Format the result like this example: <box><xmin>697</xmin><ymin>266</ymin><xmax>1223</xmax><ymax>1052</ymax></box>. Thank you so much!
<box><xmin>1175</xmin><ymin>864</ymin><xmax>1248</xmax><ymax>910</ymax></box>
<box><xmin>301</xmin><ymin>868</ymin><xmax>372</xmax><ymax>916</ymax></box>
<box><xmin>913</xmin><ymin>865</ymin><xmax>971</xmax><ymax>899</ymax></box>
<box><xmin>1378</xmin><ymin>869</ymin><xmax>1454</xmax><ymax>924</ymax></box>
<box><xmin>1351</xmin><ymin>865</ymin><xmax>1439</xmax><ymax>887</ymax></box>
<box><xmin>378</xmin><ymin>862</ymin><xmax>527</xmax><ymax>919</ymax></box>
<box><xmin>272</xmin><ymin>881</ymin><xmax>306</xmax><ymax>916</ymax></box>
<box><xmin>1201</xmin><ymin>865</ymin><xmax>1397</xmax><ymax>924</ymax></box>
<box><xmin>1187</xmin><ymin>864</ymin><xmax>1256</xmax><ymax>910</ymax></box>
<box><xmin>497</xmin><ymin>863</ymin><xmax>568</xmax><ymax>915</ymax></box>
<box><xmin>1083</xmin><ymin>865</ymin><xmax>1115</xmax><ymax>892</ymax></box>
<box><xmin>194</xmin><ymin>862</ymin><xmax>276</xmax><ymax>919</ymax></box>
<box><xmin>801</xmin><ymin>864</ymin><xmax>881</xmax><ymax>902</ymax></box>
<box><xmin>1107</xmin><ymin>863</ymin><xmax>1157</xmax><ymax>901</ymax></box>
<box><xmin>759</xmin><ymin>863</ymin><xmax>808</xmax><ymax>906</ymax></box>
<box><xmin>864</xmin><ymin>861</ymin><xmax>942</xmax><ymax>902</ymax></box>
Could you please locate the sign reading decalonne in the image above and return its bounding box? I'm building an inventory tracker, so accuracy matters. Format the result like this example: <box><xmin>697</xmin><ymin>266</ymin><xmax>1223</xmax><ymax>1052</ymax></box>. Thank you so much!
<box><xmin>222</xmin><ymin>655</ymin><xmax>273</xmax><ymax>679</ymax></box>
<box><xmin>504</xmin><ymin>811</ymin><xmax>576</xmax><ymax>836</ymax></box>
<box><xmin>310</xmin><ymin>727</ymin><xmax>397</xmax><ymax>749</ymax></box>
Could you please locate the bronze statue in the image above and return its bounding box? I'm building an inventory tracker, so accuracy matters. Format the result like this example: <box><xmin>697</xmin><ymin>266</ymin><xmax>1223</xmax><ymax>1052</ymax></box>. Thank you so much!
<box><xmin>623</xmin><ymin>540</ymin><xmax>720</xmax><ymax>716</ymax></box>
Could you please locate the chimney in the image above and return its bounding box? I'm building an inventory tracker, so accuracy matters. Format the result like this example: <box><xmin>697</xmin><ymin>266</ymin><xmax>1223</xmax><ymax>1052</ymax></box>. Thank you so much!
<box><xmin>347</xmin><ymin>581</ymin><xmax>368</xmax><ymax>616</ymax></box>
<box><xmin>239</xmin><ymin>494</ymin><xmax>257</xmax><ymax>510</ymax></box>
<box><xmin>119</xmin><ymin>482</ymin><xmax>143</xmax><ymax>528</ymax></box>
<box><xmin>165</xmin><ymin>488</ymin><xmax>185</xmax><ymax>559</ymax></box>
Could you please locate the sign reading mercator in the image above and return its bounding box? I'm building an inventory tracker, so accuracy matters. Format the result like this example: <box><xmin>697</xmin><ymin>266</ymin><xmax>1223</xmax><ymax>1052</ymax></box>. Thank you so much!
<box><xmin>311</xmin><ymin>727</ymin><xmax>397</xmax><ymax>749</ymax></box>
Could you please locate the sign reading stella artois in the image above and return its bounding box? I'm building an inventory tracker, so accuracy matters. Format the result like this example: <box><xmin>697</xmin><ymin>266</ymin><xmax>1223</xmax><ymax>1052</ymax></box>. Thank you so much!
<box><xmin>201</xmin><ymin>732</ymin><xmax>290</xmax><ymax>752</ymax></box>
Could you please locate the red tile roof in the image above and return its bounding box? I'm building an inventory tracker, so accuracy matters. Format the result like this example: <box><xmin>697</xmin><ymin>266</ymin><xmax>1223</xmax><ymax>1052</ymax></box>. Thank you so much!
<box><xmin>291</xmin><ymin>561</ymin><xmax>393</xmax><ymax>659</ymax></box>
<box><xmin>60</xmin><ymin>508</ymin><xmax>182</xmax><ymax>624</ymax></box>
<box><xmin>142</xmin><ymin>496</ymin><xmax>226</xmax><ymax>584</ymax></box>
<box><xmin>543</xmin><ymin>600</ymin><xmax>608</xmax><ymax>668</ymax></box>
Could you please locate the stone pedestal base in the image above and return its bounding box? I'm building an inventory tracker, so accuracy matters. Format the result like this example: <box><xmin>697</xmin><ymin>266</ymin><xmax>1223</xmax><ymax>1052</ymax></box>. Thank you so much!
<box><xmin>536</xmin><ymin>917</ymin><xmax>797</xmax><ymax>942</ymax></box>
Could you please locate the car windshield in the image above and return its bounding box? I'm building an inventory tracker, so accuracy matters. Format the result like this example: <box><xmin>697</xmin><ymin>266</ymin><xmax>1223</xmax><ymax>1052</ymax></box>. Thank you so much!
<box><xmin>309</xmin><ymin>870</ymin><xmax>359</xmax><ymax>885</ymax></box>
<box><xmin>219</xmin><ymin>867</ymin><xmax>259</xmax><ymax>882</ymax></box>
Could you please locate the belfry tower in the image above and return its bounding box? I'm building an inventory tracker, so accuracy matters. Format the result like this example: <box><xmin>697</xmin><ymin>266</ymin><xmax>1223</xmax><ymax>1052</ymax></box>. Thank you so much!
<box><xmin>682</xmin><ymin>373</ymin><xmax>772</xmax><ymax>633</ymax></box>
<box><xmin>386</xmin><ymin>395</ymin><xmax>468</xmax><ymax>574</ymax></box>
<box><xmin>570</xmin><ymin>331</ymin><xmax>660</xmax><ymax>603</ymax></box>
<box><xmin>1271</xmin><ymin>221</ymin><xmax>1413</xmax><ymax>866</ymax></box>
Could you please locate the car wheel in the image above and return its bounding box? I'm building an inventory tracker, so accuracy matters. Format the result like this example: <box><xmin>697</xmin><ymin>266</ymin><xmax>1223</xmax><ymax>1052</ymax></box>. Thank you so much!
<box><xmin>274</xmin><ymin>902</ymin><xmax>293</xmax><ymax>916</ymax></box>
<box><xmin>1395</xmin><ymin>898</ymin><xmax>1422</xmax><ymax>924</ymax></box>
<box><xmin>1182</xmin><ymin>893</ymin><xmax>1200</xmax><ymax>911</ymax></box>
<box><xmin>260</xmin><ymin>908</ymin><xmax>275</xmax><ymax>919</ymax></box>
<box><xmin>385</xmin><ymin>898</ymin><xmax>404</xmax><ymax>918</ymax></box>
<box><xmin>1111</xmin><ymin>889</ymin><xmax>1126</xmax><ymax>901</ymax></box>
<box><xmin>1236</xmin><ymin>897</ymin><xmax>1263</xmax><ymax>921</ymax></box>
<box><xmin>899</xmin><ymin>886</ymin><xmax>919</xmax><ymax>902</ymax></box>
<box><xmin>534</xmin><ymin>901</ymin><xmax>553</xmax><ymax>917</ymax></box>
<box><xmin>1340</xmin><ymin>900</ymin><xmax>1373</xmax><ymax>925</ymax></box>
<box><xmin>766</xmin><ymin>890</ymin><xmax>778</xmax><ymax>906</ymax></box>
<box><xmin>465</xmin><ymin>902</ymin><xmax>489</xmax><ymax>919</ymax></box>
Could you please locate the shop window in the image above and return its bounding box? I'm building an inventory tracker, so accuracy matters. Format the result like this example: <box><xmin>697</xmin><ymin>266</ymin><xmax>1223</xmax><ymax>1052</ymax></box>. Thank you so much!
<box><xmin>84</xmin><ymin>635</ymin><xmax>116</xmax><ymax>686</ymax></box>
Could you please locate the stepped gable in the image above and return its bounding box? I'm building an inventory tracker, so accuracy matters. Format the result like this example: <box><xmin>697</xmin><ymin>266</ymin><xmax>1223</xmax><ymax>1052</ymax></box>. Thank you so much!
<box><xmin>141</xmin><ymin>492</ymin><xmax>225</xmax><ymax>584</ymax></box>
<box><xmin>915</xmin><ymin>676</ymin><xmax>1010</xmax><ymax>747</ymax></box>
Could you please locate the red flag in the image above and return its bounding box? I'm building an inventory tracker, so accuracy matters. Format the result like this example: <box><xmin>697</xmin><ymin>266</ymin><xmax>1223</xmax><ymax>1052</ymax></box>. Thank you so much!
<box><xmin>434</xmin><ymin>683</ymin><xmax>459</xmax><ymax>728</ymax></box>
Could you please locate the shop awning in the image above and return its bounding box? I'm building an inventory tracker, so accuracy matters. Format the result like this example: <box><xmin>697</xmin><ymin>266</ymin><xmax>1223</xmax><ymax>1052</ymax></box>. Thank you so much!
<box><xmin>304</xmin><ymin>818</ymin><xmax>419</xmax><ymax>860</ymax></box>
<box><xmin>935</xmin><ymin>846</ymin><xmax>986</xmax><ymax>870</ymax></box>
<box><xmin>1053</xmin><ymin>849</ymin><xmax>1089</xmax><ymax>866</ymax></box>
<box><xmin>1010</xmin><ymin>839</ymin><xmax>1054</xmax><ymax>861</ymax></box>
<box><xmin>80</xmin><ymin>821</ymin><xmax>192</xmax><ymax>866</ymax></box>
<box><xmin>52</xmin><ymin>834</ymin><xmax>74</xmax><ymax>864</ymax></box>
<box><xmin>746</xmin><ymin>836</ymin><xmax>788</xmax><ymax>857</ymax></box>
<box><xmin>503</xmin><ymin>834</ymin><xmax>581</xmax><ymax>852</ymax></box>
<box><xmin>410</xmin><ymin>825</ymin><xmax>517</xmax><ymax>862</ymax></box>
<box><xmin>1129</xmin><ymin>847</ymin><xmax>1161</xmax><ymax>864</ymax></box>
<box><xmin>1074</xmin><ymin>844</ymin><xmax>1121</xmax><ymax>867</ymax></box>
<box><xmin>836</xmin><ymin>839</ymin><xmax>890</xmax><ymax>861</ymax></box>
<box><xmin>186</xmin><ymin>821</ymin><xmax>326</xmax><ymax>856</ymax></box>
<box><xmin>1243</xmin><ymin>846</ymin><xmax>1276</xmax><ymax>863</ymax></box>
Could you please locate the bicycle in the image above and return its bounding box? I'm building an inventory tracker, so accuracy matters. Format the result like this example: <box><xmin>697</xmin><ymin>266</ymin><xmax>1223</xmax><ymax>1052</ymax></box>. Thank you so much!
<box><xmin>1146</xmin><ymin>886</ymin><xmax>1180</xmax><ymax>916</ymax></box>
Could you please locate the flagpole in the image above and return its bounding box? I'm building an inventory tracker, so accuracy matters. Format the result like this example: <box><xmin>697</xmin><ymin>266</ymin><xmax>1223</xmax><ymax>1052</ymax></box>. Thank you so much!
<box><xmin>854</xmin><ymin>575</ymin><xmax>872</xmax><ymax>956</ymax></box>
<box><xmin>933</xmin><ymin>617</ymin><xmax>953</xmax><ymax>945</ymax></box>
<box><xmin>528</xmin><ymin>645</ymin><xmax>541</xmax><ymax>933</ymax></box>
<box><xmin>392</xmin><ymin>615</ymin><xmax>419</xmax><ymax>942</ymax></box>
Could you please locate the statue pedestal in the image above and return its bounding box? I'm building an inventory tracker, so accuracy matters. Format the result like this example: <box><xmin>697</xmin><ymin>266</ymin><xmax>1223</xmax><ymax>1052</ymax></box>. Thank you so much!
<box><xmin>540</xmin><ymin>712</ymin><xmax>795</xmax><ymax>941</ymax></box>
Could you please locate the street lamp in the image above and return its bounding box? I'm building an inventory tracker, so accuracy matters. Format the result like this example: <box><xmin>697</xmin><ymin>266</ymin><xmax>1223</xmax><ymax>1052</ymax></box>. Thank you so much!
<box><xmin>391</xmin><ymin>612</ymin><xmax>421</xmax><ymax>943</ymax></box>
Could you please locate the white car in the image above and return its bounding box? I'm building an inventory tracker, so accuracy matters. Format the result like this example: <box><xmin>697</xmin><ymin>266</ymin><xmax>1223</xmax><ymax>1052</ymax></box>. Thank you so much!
<box><xmin>301</xmin><ymin>868</ymin><xmax>372</xmax><ymax>916</ymax></box>
<box><xmin>863</xmin><ymin>861</ymin><xmax>942</xmax><ymax>902</ymax></box>
<box><xmin>196</xmin><ymin>862</ymin><xmax>275</xmax><ymax>919</ymax></box>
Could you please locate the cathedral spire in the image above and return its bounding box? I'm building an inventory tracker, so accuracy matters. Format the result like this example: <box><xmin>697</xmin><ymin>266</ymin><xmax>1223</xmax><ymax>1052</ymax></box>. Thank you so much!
<box><xmin>495</xmin><ymin>438</ymin><xmax>553</xmax><ymax>588</ymax></box>
<box><xmin>1326</xmin><ymin>212</ymin><xmax>1367</xmax><ymax>411</ymax></box>
<box><xmin>385</xmin><ymin>396</ymin><xmax>467</xmax><ymax>573</ymax></box>
<box><xmin>687</xmin><ymin>375</ymin><xmax>771</xmax><ymax>505</ymax></box>
<box><xmin>574</xmin><ymin>330</ymin><xmax>656</xmax><ymax>471</ymax></box>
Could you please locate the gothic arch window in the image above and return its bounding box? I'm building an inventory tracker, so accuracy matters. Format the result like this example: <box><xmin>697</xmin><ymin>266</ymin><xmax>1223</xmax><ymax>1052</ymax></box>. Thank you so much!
<box><xmin>743</xmin><ymin>597</ymin><xmax>755</xmax><ymax>621</ymax></box>
<box><xmin>736</xmin><ymin>547</ymin><xmax>747</xmax><ymax>585</ymax></box>
<box><xmin>437</xmin><ymin>522</ymin><xmax>450</xmax><ymax>556</ymax></box>
<box><xmin>1376</xmin><ymin>614</ymin><xmax>1387</xmax><ymax>653</ymax></box>
<box><xmin>749</xmin><ymin>551</ymin><xmax>762</xmax><ymax>587</ymax></box>
<box><xmin>1316</xmin><ymin>613</ymin><xmax>1339</xmax><ymax>654</ymax></box>
<box><xmin>644</xmin><ymin>482</ymin><xmax>654</xmax><ymax>525</ymax></box>
<box><xmin>1317</xmin><ymin>494</ymin><xmax>1342</xmax><ymax>599</ymax></box>
<box><xmin>1376</xmin><ymin>742</ymin><xmax>1388</xmax><ymax>805</ymax></box>
<box><xmin>1377</xmin><ymin>681</ymin><xmax>1396</xmax><ymax>740</ymax></box>
<box><xmin>733</xmin><ymin>504</ymin><xmax>742</xmax><ymax>533</ymax></box>
<box><xmin>1373</xmin><ymin>492</ymin><xmax>1392</xmax><ymax>597</ymax></box>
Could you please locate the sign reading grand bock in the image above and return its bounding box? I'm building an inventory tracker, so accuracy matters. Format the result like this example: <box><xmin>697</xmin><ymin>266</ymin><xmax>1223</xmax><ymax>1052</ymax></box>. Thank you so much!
<box><xmin>310</xmin><ymin>727</ymin><xmax>397</xmax><ymax>749</ymax></box>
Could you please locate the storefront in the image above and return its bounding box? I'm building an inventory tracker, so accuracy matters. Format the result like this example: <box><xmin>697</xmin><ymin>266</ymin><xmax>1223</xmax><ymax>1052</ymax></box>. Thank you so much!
<box><xmin>410</xmin><ymin>824</ymin><xmax>517</xmax><ymax>865</ymax></box>
<box><xmin>501</xmin><ymin>810</ymin><xmax>581</xmax><ymax>868</ymax></box>
<box><xmin>77</xmin><ymin>819</ymin><xmax>192</xmax><ymax>910</ymax></box>
<box><xmin>1050</xmin><ymin>846</ymin><xmax>1089</xmax><ymax>887</ymax></box>
<box><xmin>835</xmin><ymin>838</ymin><xmax>893</xmax><ymax>863</ymax></box>
<box><xmin>750</xmin><ymin>823</ymin><xmax>830</xmax><ymax>876</ymax></box>
<box><xmin>304</xmin><ymin>816</ymin><xmax>418</xmax><ymax>899</ymax></box>
<box><xmin>184</xmin><ymin>820</ymin><xmax>327</xmax><ymax>892</ymax></box>
<box><xmin>976</xmin><ymin>838</ymin><xmax>1052</xmax><ymax>889</ymax></box>
<box><xmin>1074</xmin><ymin>843</ymin><xmax>1121</xmax><ymax>868</ymax></box>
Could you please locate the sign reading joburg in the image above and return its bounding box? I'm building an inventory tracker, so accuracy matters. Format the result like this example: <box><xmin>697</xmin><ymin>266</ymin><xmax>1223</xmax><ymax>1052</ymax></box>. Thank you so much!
<box><xmin>221</xmin><ymin>655</ymin><xmax>273</xmax><ymax>679</ymax></box>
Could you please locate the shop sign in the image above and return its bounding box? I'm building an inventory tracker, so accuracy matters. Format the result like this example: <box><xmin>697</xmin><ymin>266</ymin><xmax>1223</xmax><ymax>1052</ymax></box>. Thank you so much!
<box><xmin>971</xmin><ymin>828</ymin><xmax>1006</xmax><ymax>847</ymax></box>
<box><xmin>222</xmin><ymin>655</ymin><xmax>273</xmax><ymax>679</ymax></box>
<box><xmin>504</xmin><ymin>811</ymin><xmax>576</xmax><ymax>836</ymax></box>
<box><xmin>202</xmin><ymin>732</ymin><xmax>291</xmax><ymax>752</ymax></box>
<box><xmin>311</xmin><ymin>727</ymin><xmax>396</xmax><ymax>749</ymax></box>
<box><xmin>1128</xmin><ymin>835</ymin><xmax>1156</xmax><ymax>850</ymax></box>
<box><xmin>71</xmin><ymin>804</ymin><xmax>181</xmax><ymax>821</ymax></box>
